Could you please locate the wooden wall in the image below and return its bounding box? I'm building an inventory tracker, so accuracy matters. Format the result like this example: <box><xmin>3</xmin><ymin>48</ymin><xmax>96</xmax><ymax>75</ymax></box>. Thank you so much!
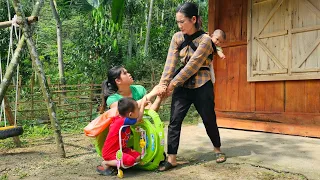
<box><xmin>208</xmin><ymin>0</ymin><xmax>320</xmax><ymax>137</ymax></box>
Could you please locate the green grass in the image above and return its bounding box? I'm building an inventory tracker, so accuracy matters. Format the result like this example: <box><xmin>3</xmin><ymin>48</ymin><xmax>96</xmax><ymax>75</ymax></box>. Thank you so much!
<box><xmin>0</xmin><ymin>174</ymin><xmax>8</xmax><ymax>180</ymax></box>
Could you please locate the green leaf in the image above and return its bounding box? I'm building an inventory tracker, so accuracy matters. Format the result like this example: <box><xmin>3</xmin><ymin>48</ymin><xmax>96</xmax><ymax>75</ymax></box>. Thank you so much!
<box><xmin>111</xmin><ymin>0</ymin><xmax>125</xmax><ymax>25</ymax></box>
<box><xmin>113</xmin><ymin>39</ymin><xmax>117</xmax><ymax>48</ymax></box>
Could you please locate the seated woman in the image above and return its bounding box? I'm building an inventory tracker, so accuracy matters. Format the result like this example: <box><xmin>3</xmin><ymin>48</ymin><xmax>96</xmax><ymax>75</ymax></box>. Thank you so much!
<box><xmin>97</xmin><ymin>66</ymin><xmax>164</xmax><ymax>175</ymax></box>
<box><xmin>99</xmin><ymin>66</ymin><xmax>163</xmax><ymax>113</ymax></box>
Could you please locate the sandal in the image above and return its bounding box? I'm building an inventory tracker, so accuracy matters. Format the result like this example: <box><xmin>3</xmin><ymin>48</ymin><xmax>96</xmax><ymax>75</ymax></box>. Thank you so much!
<box><xmin>159</xmin><ymin>152</ymin><xmax>167</xmax><ymax>166</ymax></box>
<box><xmin>215</xmin><ymin>153</ymin><xmax>227</xmax><ymax>163</ymax></box>
<box><xmin>96</xmin><ymin>165</ymin><xmax>116</xmax><ymax>176</ymax></box>
<box><xmin>158</xmin><ymin>161</ymin><xmax>177</xmax><ymax>172</ymax></box>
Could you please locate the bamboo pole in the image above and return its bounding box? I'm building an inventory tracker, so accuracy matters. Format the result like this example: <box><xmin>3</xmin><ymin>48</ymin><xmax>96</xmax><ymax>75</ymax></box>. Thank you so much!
<box><xmin>12</xmin><ymin>0</ymin><xmax>66</xmax><ymax>158</ymax></box>
<box><xmin>144</xmin><ymin>0</ymin><xmax>154</xmax><ymax>55</ymax></box>
<box><xmin>50</xmin><ymin>0</ymin><xmax>66</xmax><ymax>94</ymax></box>
<box><xmin>0</xmin><ymin>16</ymin><xmax>38</xmax><ymax>29</ymax></box>
<box><xmin>0</xmin><ymin>36</ymin><xmax>25</xmax><ymax>103</ymax></box>
<box><xmin>58</xmin><ymin>82</ymin><xmax>61</xmax><ymax>105</ymax></box>
<box><xmin>0</xmin><ymin>0</ymin><xmax>42</xmax><ymax>103</ymax></box>
<box><xmin>89</xmin><ymin>83</ymin><xmax>94</xmax><ymax>120</ymax></box>
<box><xmin>77</xmin><ymin>82</ymin><xmax>80</xmax><ymax>118</ymax></box>
<box><xmin>31</xmin><ymin>73</ymin><xmax>34</xmax><ymax>119</ymax></box>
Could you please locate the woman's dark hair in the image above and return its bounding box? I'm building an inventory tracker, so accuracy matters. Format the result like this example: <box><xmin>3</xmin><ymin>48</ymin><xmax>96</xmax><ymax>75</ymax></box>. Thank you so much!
<box><xmin>99</xmin><ymin>66</ymin><xmax>123</xmax><ymax>113</ymax></box>
<box><xmin>176</xmin><ymin>2</ymin><xmax>202</xmax><ymax>29</ymax></box>
<box><xmin>117</xmin><ymin>97</ymin><xmax>137</xmax><ymax>116</ymax></box>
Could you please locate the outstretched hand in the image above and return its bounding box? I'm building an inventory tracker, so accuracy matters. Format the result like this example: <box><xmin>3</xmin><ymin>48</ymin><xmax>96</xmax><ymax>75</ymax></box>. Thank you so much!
<box><xmin>218</xmin><ymin>51</ymin><xmax>226</xmax><ymax>60</ymax></box>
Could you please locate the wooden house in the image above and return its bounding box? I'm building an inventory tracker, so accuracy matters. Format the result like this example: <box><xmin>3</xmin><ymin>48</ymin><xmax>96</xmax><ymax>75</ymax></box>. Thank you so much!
<box><xmin>208</xmin><ymin>0</ymin><xmax>320</xmax><ymax>137</ymax></box>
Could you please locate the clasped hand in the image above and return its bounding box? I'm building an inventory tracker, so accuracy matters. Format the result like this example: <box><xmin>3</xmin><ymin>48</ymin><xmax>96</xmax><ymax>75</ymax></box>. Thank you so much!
<box><xmin>154</xmin><ymin>83</ymin><xmax>174</xmax><ymax>97</ymax></box>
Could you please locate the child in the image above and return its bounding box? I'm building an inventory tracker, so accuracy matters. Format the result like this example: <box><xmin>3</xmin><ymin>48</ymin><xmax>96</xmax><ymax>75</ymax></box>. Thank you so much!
<box><xmin>210</xmin><ymin>29</ymin><xmax>226</xmax><ymax>84</ymax></box>
<box><xmin>96</xmin><ymin>96</ymin><xmax>150</xmax><ymax>176</ymax></box>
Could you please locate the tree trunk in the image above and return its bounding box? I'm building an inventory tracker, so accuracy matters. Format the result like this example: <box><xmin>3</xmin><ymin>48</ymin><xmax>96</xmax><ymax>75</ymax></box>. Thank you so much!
<box><xmin>12</xmin><ymin>0</ymin><xmax>66</xmax><ymax>158</ymax></box>
<box><xmin>156</xmin><ymin>6</ymin><xmax>158</xmax><ymax>22</ymax></box>
<box><xmin>50</xmin><ymin>0</ymin><xmax>66</xmax><ymax>93</ymax></box>
<box><xmin>161</xmin><ymin>0</ymin><xmax>165</xmax><ymax>27</ymax></box>
<box><xmin>144</xmin><ymin>0</ymin><xmax>154</xmax><ymax>56</ymax></box>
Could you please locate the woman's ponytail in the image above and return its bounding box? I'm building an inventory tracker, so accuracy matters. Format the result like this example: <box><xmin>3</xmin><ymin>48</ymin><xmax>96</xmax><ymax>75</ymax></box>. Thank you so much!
<box><xmin>99</xmin><ymin>66</ymin><xmax>123</xmax><ymax>114</ymax></box>
<box><xmin>195</xmin><ymin>16</ymin><xmax>202</xmax><ymax>30</ymax></box>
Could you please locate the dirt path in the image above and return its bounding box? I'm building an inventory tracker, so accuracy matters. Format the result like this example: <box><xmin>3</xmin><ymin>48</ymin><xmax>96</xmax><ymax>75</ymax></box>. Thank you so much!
<box><xmin>0</xmin><ymin>130</ymin><xmax>307</xmax><ymax>180</ymax></box>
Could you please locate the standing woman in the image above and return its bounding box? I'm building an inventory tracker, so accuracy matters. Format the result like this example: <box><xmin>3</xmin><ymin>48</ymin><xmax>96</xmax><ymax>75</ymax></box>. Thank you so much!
<box><xmin>158</xmin><ymin>2</ymin><xmax>226</xmax><ymax>171</ymax></box>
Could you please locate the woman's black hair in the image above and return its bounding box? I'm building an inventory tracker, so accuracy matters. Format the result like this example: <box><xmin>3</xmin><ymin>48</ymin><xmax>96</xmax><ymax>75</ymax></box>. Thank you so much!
<box><xmin>176</xmin><ymin>2</ymin><xmax>202</xmax><ymax>29</ymax></box>
<box><xmin>99</xmin><ymin>66</ymin><xmax>123</xmax><ymax>113</ymax></box>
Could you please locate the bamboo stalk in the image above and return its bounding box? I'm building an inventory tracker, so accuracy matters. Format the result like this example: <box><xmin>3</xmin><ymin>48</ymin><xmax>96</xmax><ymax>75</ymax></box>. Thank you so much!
<box><xmin>144</xmin><ymin>0</ymin><xmax>154</xmax><ymax>55</ymax></box>
<box><xmin>0</xmin><ymin>16</ymin><xmax>38</xmax><ymax>29</ymax></box>
<box><xmin>31</xmin><ymin>73</ymin><xmax>34</xmax><ymax>119</ymax></box>
<box><xmin>89</xmin><ymin>83</ymin><xmax>94</xmax><ymax>120</ymax></box>
<box><xmin>0</xmin><ymin>35</ymin><xmax>25</xmax><ymax>103</ymax></box>
<box><xmin>0</xmin><ymin>0</ymin><xmax>43</xmax><ymax>104</ymax></box>
<box><xmin>50</xmin><ymin>0</ymin><xmax>66</xmax><ymax>97</ymax></box>
<box><xmin>77</xmin><ymin>82</ymin><xmax>80</xmax><ymax>118</ymax></box>
<box><xmin>12</xmin><ymin>0</ymin><xmax>66</xmax><ymax>158</ymax></box>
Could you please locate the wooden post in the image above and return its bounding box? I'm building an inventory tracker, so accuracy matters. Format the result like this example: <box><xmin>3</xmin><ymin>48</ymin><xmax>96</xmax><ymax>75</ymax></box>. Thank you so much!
<box><xmin>31</xmin><ymin>73</ymin><xmax>34</xmax><ymax>120</ymax></box>
<box><xmin>77</xmin><ymin>81</ymin><xmax>80</xmax><ymax>118</ymax></box>
<box><xmin>4</xmin><ymin>96</ymin><xmax>21</xmax><ymax>147</ymax></box>
<box><xmin>58</xmin><ymin>82</ymin><xmax>61</xmax><ymax>105</ymax></box>
<box><xmin>89</xmin><ymin>83</ymin><xmax>94</xmax><ymax>121</ymax></box>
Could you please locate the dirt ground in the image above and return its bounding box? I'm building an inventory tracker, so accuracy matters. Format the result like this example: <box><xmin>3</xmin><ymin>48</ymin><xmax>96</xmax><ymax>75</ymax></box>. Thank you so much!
<box><xmin>0</xmin><ymin>129</ymin><xmax>307</xmax><ymax>180</ymax></box>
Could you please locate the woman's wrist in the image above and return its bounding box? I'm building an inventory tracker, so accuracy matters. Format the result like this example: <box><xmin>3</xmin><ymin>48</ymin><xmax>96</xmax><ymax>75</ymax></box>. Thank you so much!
<box><xmin>144</xmin><ymin>94</ymin><xmax>150</xmax><ymax>102</ymax></box>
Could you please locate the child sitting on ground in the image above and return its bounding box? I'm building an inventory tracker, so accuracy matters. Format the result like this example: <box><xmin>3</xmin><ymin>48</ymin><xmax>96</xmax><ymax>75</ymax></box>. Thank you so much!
<box><xmin>96</xmin><ymin>95</ymin><xmax>153</xmax><ymax>176</ymax></box>
<box><xmin>210</xmin><ymin>29</ymin><xmax>226</xmax><ymax>84</ymax></box>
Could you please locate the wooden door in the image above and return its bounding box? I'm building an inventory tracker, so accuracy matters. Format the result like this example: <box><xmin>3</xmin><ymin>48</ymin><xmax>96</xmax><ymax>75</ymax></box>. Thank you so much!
<box><xmin>291</xmin><ymin>0</ymin><xmax>320</xmax><ymax>75</ymax></box>
<box><xmin>248</xmin><ymin>0</ymin><xmax>320</xmax><ymax>81</ymax></box>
